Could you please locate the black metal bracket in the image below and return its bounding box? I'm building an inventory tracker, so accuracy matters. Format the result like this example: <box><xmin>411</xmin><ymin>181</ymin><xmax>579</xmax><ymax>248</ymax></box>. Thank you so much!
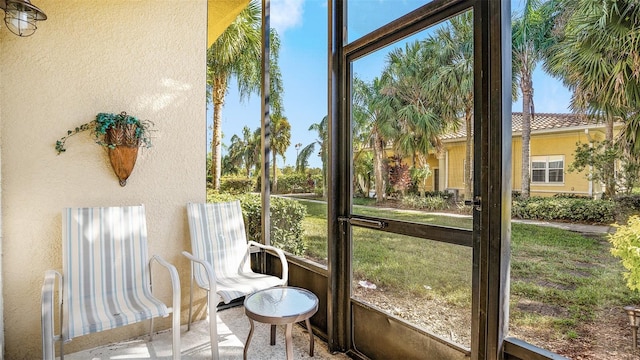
<box><xmin>464</xmin><ymin>196</ymin><xmax>482</xmax><ymax>211</ymax></box>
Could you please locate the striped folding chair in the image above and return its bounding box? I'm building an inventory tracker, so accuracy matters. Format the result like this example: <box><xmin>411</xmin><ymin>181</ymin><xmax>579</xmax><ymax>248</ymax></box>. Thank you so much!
<box><xmin>183</xmin><ymin>200</ymin><xmax>288</xmax><ymax>359</ymax></box>
<box><xmin>41</xmin><ymin>205</ymin><xmax>181</xmax><ymax>360</ymax></box>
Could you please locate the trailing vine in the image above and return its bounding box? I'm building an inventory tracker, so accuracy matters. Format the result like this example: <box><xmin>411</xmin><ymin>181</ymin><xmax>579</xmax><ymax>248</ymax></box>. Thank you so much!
<box><xmin>55</xmin><ymin>111</ymin><xmax>154</xmax><ymax>154</ymax></box>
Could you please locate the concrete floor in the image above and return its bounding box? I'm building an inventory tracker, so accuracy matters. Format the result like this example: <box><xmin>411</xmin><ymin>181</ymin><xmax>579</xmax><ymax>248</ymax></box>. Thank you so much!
<box><xmin>64</xmin><ymin>305</ymin><xmax>350</xmax><ymax>360</ymax></box>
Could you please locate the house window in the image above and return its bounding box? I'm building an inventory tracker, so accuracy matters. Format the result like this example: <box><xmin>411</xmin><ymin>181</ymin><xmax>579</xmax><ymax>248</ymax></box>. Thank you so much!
<box><xmin>531</xmin><ymin>156</ymin><xmax>564</xmax><ymax>183</ymax></box>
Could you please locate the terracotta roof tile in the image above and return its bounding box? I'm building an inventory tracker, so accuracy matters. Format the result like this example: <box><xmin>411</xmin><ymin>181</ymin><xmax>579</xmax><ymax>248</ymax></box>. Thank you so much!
<box><xmin>441</xmin><ymin>112</ymin><xmax>605</xmax><ymax>140</ymax></box>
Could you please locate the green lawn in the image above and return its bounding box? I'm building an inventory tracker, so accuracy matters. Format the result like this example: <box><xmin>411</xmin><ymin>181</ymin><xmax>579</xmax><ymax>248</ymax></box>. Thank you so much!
<box><xmin>297</xmin><ymin>198</ymin><xmax>640</xmax><ymax>345</ymax></box>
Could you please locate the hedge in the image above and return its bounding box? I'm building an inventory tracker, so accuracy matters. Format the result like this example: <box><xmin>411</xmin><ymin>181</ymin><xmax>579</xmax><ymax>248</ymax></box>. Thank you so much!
<box><xmin>219</xmin><ymin>176</ymin><xmax>255</xmax><ymax>194</ymax></box>
<box><xmin>512</xmin><ymin>196</ymin><xmax>615</xmax><ymax>224</ymax></box>
<box><xmin>207</xmin><ymin>192</ymin><xmax>307</xmax><ymax>255</ymax></box>
<box><xmin>400</xmin><ymin>194</ymin><xmax>449</xmax><ymax>210</ymax></box>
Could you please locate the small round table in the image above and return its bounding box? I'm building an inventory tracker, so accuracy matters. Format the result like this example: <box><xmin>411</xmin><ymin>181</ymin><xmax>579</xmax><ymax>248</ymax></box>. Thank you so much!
<box><xmin>243</xmin><ymin>286</ymin><xmax>319</xmax><ymax>360</ymax></box>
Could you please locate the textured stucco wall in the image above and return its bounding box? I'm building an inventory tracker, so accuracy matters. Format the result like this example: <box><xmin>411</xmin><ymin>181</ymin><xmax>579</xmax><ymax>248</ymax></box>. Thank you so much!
<box><xmin>0</xmin><ymin>1</ymin><xmax>207</xmax><ymax>358</ymax></box>
<box><xmin>529</xmin><ymin>131</ymin><xmax>598</xmax><ymax>195</ymax></box>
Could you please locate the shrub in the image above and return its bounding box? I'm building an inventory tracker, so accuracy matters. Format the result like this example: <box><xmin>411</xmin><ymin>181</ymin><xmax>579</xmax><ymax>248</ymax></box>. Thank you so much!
<box><xmin>207</xmin><ymin>191</ymin><xmax>237</xmax><ymax>203</ymax></box>
<box><xmin>615</xmin><ymin>195</ymin><xmax>640</xmax><ymax>210</ymax></box>
<box><xmin>423</xmin><ymin>191</ymin><xmax>454</xmax><ymax>201</ymax></box>
<box><xmin>314</xmin><ymin>184</ymin><xmax>324</xmax><ymax>197</ymax></box>
<box><xmin>207</xmin><ymin>192</ymin><xmax>307</xmax><ymax>256</ymax></box>
<box><xmin>269</xmin><ymin>197</ymin><xmax>307</xmax><ymax>255</ymax></box>
<box><xmin>389</xmin><ymin>161</ymin><xmax>412</xmax><ymax>194</ymax></box>
<box><xmin>276</xmin><ymin>173</ymin><xmax>315</xmax><ymax>193</ymax></box>
<box><xmin>220</xmin><ymin>176</ymin><xmax>255</xmax><ymax>194</ymax></box>
<box><xmin>511</xmin><ymin>196</ymin><xmax>615</xmax><ymax>224</ymax></box>
<box><xmin>400</xmin><ymin>194</ymin><xmax>449</xmax><ymax>211</ymax></box>
<box><xmin>609</xmin><ymin>216</ymin><xmax>640</xmax><ymax>292</ymax></box>
<box><xmin>614</xmin><ymin>194</ymin><xmax>640</xmax><ymax>223</ymax></box>
<box><xmin>553</xmin><ymin>193</ymin><xmax>591</xmax><ymax>199</ymax></box>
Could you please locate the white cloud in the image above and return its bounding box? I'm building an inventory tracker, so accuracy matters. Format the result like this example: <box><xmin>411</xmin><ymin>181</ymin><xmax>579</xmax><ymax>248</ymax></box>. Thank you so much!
<box><xmin>271</xmin><ymin>0</ymin><xmax>304</xmax><ymax>34</ymax></box>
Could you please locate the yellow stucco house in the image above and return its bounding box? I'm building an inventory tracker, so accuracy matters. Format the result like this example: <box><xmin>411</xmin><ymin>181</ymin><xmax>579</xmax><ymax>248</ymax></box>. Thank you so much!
<box><xmin>419</xmin><ymin>112</ymin><xmax>616</xmax><ymax>198</ymax></box>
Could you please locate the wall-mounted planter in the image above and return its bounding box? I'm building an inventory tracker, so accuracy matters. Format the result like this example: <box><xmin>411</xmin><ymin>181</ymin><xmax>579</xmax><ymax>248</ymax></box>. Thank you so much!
<box><xmin>105</xmin><ymin>126</ymin><xmax>140</xmax><ymax>186</ymax></box>
<box><xmin>108</xmin><ymin>147</ymin><xmax>138</xmax><ymax>186</ymax></box>
<box><xmin>108</xmin><ymin>146</ymin><xmax>139</xmax><ymax>186</ymax></box>
<box><xmin>55</xmin><ymin>112</ymin><xmax>154</xmax><ymax>186</ymax></box>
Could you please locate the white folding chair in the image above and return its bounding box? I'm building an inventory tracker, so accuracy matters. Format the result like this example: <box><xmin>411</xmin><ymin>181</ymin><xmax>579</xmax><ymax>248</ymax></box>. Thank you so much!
<box><xmin>41</xmin><ymin>205</ymin><xmax>181</xmax><ymax>359</ymax></box>
<box><xmin>183</xmin><ymin>200</ymin><xmax>288</xmax><ymax>359</ymax></box>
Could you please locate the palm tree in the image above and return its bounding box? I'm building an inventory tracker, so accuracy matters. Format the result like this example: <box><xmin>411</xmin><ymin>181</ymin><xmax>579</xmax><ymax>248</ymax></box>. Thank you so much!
<box><xmin>354</xmin><ymin>150</ymin><xmax>374</xmax><ymax>197</ymax></box>
<box><xmin>207</xmin><ymin>1</ymin><xmax>260</xmax><ymax>190</ymax></box>
<box><xmin>512</xmin><ymin>0</ymin><xmax>554</xmax><ymax>199</ymax></box>
<box><xmin>221</xmin><ymin>153</ymin><xmax>240</xmax><ymax>175</ymax></box>
<box><xmin>382</xmin><ymin>41</ymin><xmax>446</xmax><ymax>176</ymax></box>
<box><xmin>271</xmin><ymin>115</ymin><xmax>291</xmax><ymax>193</ymax></box>
<box><xmin>227</xmin><ymin>126</ymin><xmax>259</xmax><ymax>178</ymax></box>
<box><xmin>619</xmin><ymin>112</ymin><xmax>640</xmax><ymax>192</ymax></box>
<box><xmin>250</xmin><ymin>127</ymin><xmax>263</xmax><ymax>176</ymax></box>
<box><xmin>299</xmin><ymin>116</ymin><xmax>328</xmax><ymax>197</ymax></box>
<box><xmin>294</xmin><ymin>143</ymin><xmax>302</xmax><ymax>171</ymax></box>
<box><xmin>295</xmin><ymin>144</ymin><xmax>313</xmax><ymax>173</ymax></box>
<box><xmin>544</xmin><ymin>0</ymin><xmax>640</xmax><ymax>197</ymax></box>
<box><xmin>430</xmin><ymin>12</ymin><xmax>474</xmax><ymax>200</ymax></box>
<box><xmin>226</xmin><ymin>134</ymin><xmax>244</xmax><ymax>174</ymax></box>
<box><xmin>207</xmin><ymin>0</ymin><xmax>283</xmax><ymax>190</ymax></box>
<box><xmin>352</xmin><ymin>77</ymin><xmax>397</xmax><ymax>203</ymax></box>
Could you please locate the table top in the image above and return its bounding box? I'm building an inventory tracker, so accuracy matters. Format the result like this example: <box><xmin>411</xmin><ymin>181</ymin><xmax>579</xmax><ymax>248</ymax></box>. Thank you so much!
<box><xmin>244</xmin><ymin>286</ymin><xmax>318</xmax><ymax>325</ymax></box>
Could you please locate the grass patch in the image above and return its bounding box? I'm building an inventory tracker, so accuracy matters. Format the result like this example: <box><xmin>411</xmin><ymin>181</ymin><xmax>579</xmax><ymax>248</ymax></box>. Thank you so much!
<box><xmin>295</xmin><ymin>198</ymin><xmax>640</xmax><ymax>345</ymax></box>
<box><xmin>353</xmin><ymin>197</ymin><xmax>376</xmax><ymax>206</ymax></box>
<box><xmin>353</xmin><ymin>204</ymin><xmax>472</xmax><ymax>229</ymax></box>
<box><xmin>352</xmin><ymin>226</ymin><xmax>472</xmax><ymax>304</ymax></box>
<box><xmin>506</xmin><ymin>223</ymin><xmax>640</xmax><ymax>342</ymax></box>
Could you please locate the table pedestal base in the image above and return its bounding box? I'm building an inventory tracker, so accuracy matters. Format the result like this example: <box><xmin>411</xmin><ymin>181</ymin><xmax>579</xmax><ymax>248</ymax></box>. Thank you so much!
<box><xmin>243</xmin><ymin>319</ymin><xmax>315</xmax><ymax>360</ymax></box>
<box><xmin>243</xmin><ymin>287</ymin><xmax>319</xmax><ymax>359</ymax></box>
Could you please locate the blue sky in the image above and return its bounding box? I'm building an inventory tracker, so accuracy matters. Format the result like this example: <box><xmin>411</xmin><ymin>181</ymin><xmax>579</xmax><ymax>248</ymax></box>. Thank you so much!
<box><xmin>211</xmin><ymin>0</ymin><xmax>572</xmax><ymax>169</ymax></box>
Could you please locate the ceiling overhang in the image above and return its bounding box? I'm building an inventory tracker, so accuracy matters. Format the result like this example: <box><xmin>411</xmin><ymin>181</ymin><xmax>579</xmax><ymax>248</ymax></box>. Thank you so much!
<box><xmin>208</xmin><ymin>0</ymin><xmax>250</xmax><ymax>48</ymax></box>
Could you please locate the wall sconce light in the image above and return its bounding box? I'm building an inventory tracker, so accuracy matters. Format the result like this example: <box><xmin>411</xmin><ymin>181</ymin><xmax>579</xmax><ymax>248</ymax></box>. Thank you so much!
<box><xmin>0</xmin><ymin>0</ymin><xmax>47</xmax><ymax>37</ymax></box>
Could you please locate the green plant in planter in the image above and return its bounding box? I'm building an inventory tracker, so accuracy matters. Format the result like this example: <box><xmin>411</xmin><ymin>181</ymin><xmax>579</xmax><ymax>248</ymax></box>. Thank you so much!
<box><xmin>55</xmin><ymin>111</ymin><xmax>154</xmax><ymax>154</ymax></box>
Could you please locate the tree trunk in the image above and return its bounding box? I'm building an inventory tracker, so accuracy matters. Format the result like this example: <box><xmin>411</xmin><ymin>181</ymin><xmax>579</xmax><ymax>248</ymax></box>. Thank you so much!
<box><xmin>321</xmin><ymin>144</ymin><xmax>327</xmax><ymax>199</ymax></box>
<box><xmin>365</xmin><ymin>173</ymin><xmax>371</xmax><ymax>199</ymax></box>
<box><xmin>604</xmin><ymin>116</ymin><xmax>616</xmax><ymax>198</ymax></box>
<box><xmin>373</xmin><ymin>132</ymin><xmax>386</xmax><ymax>203</ymax></box>
<box><xmin>464</xmin><ymin>107</ymin><xmax>473</xmax><ymax>201</ymax></box>
<box><xmin>520</xmin><ymin>71</ymin><xmax>533</xmax><ymax>199</ymax></box>
<box><xmin>210</xmin><ymin>76</ymin><xmax>227</xmax><ymax>191</ymax></box>
<box><xmin>272</xmin><ymin>151</ymin><xmax>278</xmax><ymax>193</ymax></box>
